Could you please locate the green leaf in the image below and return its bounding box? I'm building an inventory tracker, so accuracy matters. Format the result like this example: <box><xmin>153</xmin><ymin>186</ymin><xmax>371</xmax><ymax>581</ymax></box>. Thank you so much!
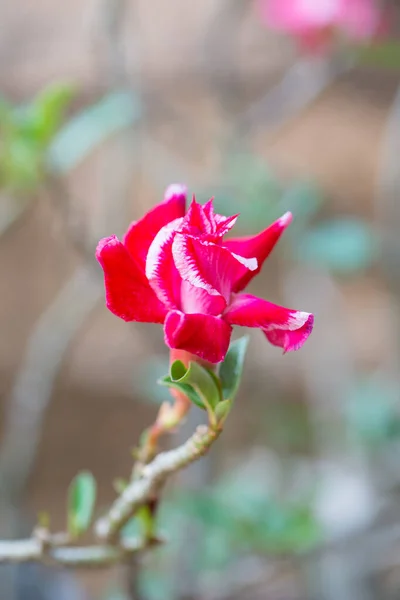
<box><xmin>113</xmin><ymin>478</ymin><xmax>128</xmax><ymax>494</ymax></box>
<box><xmin>30</xmin><ymin>82</ymin><xmax>75</xmax><ymax>146</ymax></box>
<box><xmin>68</xmin><ymin>471</ymin><xmax>97</xmax><ymax>537</ymax></box>
<box><xmin>160</xmin><ymin>360</ymin><xmax>222</xmax><ymax>414</ymax></box>
<box><xmin>158</xmin><ymin>375</ymin><xmax>205</xmax><ymax>409</ymax></box>
<box><xmin>47</xmin><ymin>90</ymin><xmax>142</xmax><ymax>173</ymax></box>
<box><xmin>356</xmin><ymin>41</ymin><xmax>400</xmax><ymax>70</ymax></box>
<box><xmin>37</xmin><ymin>511</ymin><xmax>50</xmax><ymax>529</ymax></box>
<box><xmin>172</xmin><ymin>360</ymin><xmax>221</xmax><ymax>410</ymax></box>
<box><xmin>345</xmin><ymin>375</ymin><xmax>400</xmax><ymax>446</ymax></box>
<box><xmin>219</xmin><ymin>336</ymin><xmax>249</xmax><ymax>402</ymax></box>
<box><xmin>215</xmin><ymin>399</ymin><xmax>232</xmax><ymax>425</ymax></box>
<box><xmin>297</xmin><ymin>218</ymin><xmax>376</xmax><ymax>274</ymax></box>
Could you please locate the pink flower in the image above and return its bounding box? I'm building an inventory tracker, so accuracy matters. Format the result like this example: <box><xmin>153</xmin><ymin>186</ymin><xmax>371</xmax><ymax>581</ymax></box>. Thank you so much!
<box><xmin>259</xmin><ymin>0</ymin><xmax>385</xmax><ymax>52</ymax></box>
<box><xmin>96</xmin><ymin>185</ymin><xmax>314</xmax><ymax>364</ymax></box>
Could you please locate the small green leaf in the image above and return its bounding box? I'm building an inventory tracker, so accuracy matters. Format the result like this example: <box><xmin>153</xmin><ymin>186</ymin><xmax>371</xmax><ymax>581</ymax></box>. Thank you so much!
<box><xmin>219</xmin><ymin>336</ymin><xmax>249</xmax><ymax>402</ymax></box>
<box><xmin>37</xmin><ymin>511</ymin><xmax>50</xmax><ymax>529</ymax></box>
<box><xmin>68</xmin><ymin>471</ymin><xmax>97</xmax><ymax>537</ymax></box>
<box><xmin>356</xmin><ymin>41</ymin><xmax>400</xmax><ymax>70</ymax></box>
<box><xmin>158</xmin><ymin>375</ymin><xmax>205</xmax><ymax>409</ymax></box>
<box><xmin>215</xmin><ymin>399</ymin><xmax>232</xmax><ymax>425</ymax></box>
<box><xmin>30</xmin><ymin>82</ymin><xmax>75</xmax><ymax>146</ymax></box>
<box><xmin>159</xmin><ymin>359</ymin><xmax>222</xmax><ymax>412</ymax></box>
<box><xmin>113</xmin><ymin>478</ymin><xmax>128</xmax><ymax>494</ymax></box>
<box><xmin>159</xmin><ymin>360</ymin><xmax>222</xmax><ymax>427</ymax></box>
<box><xmin>172</xmin><ymin>360</ymin><xmax>221</xmax><ymax>410</ymax></box>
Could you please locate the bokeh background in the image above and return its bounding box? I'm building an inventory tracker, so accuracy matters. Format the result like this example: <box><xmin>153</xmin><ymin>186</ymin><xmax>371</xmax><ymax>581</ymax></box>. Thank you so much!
<box><xmin>1</xmin><ymin>1</ymin><xmax>400</xmax><ymax>599</ymax></box>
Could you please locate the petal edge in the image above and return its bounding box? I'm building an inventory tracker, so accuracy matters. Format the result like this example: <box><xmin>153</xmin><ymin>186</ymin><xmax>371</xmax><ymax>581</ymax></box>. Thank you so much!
<box><xmin>225</xmin><ymin>293</ymin><xmax>313</xmax><ymax>352</ymax></box>
<box><xmin>96</xmin><ymin>236</ymin><xmax>167</xmax><ymax>323</ymax></box>
<box><xmin>225</xmin><ymin>212</ymin><xmax>292</xmax><ymax>292</ymax></box>
<box><xmin>164</xmin><ymin>310</ymin><xmax>232</xmax><ymax>363</ymax></box>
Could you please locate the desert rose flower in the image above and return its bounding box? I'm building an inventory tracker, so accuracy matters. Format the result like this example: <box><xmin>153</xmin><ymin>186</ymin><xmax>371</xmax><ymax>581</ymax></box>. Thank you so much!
<box><xmin>259</xmin><ymin>0</ymin><xmax>385</xmax><ymax>52</ymax></box>
<box><xmin>96</xmin><ymin>185</ymin><xmax>314</xmax><ymax>364</ymax></box>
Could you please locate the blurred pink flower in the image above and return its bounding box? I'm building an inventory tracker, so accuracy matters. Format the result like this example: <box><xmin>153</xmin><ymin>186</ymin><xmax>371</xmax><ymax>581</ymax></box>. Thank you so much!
<box><xmin>96</xmin><ymin>185</ymin><xmax>313</xmax><ymax>363</ymax></box>
<box><xmin>259</xmin><ymin>0</ymin><xmax>385</xmax><ymax>52</ymax></box>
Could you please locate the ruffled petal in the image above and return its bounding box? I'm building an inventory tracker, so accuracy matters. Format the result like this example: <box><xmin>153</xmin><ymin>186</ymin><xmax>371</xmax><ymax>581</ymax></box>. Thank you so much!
<box><xmin>146</xmin><ymin>218</ymin><xmax>184</xmax><ymax>309</ymax></box>
<box><xmin>225</xmin><ymin>293</ymin><xmax>314</xmax><ymax>352</ymax></box>
<box><xmin>173</xmin><ymin>233</ymin><xmax>257</xmax><ymax>306</ymax></box>
<box><xmin>224</xmin><ymin>212</ymin><xmax>292</xmax><ymax>292</ymax></box>
<box><xmin>164</xmin><ymin>310</ymin><xmax>232</xmax><ymax>363</ymax></box>
<box><xmin>96</xmin><ymin>236</ymin><xmax>167</xmax><ymax>323</ymax></box>
<box><xmin>124</xmin><ymin>184</ymin><xmax>187</xmax><ymax>270</ymax></box>
<box><xmin>202</xmin><ymin>199</ymin><xmax>238</xmax><ymax>237</ymax></box>
<box><xmin>183</xmin><ymin>197</ymin><xmax>213</xmax><ymax>235</ymax></box>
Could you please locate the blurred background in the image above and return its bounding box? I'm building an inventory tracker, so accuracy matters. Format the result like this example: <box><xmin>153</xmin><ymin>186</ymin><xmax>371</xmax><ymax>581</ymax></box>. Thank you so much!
<box><xmin>2</xmin><ymin>0</ymin><xmax>400</xmax><ymax>598</ymax></box>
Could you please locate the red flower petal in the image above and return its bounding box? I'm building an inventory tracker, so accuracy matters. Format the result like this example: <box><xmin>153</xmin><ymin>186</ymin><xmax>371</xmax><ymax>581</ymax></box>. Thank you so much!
<box><xmin>183</xmin><ymin>197</ymin><xmax>213</xmax><ymax>234</ymax></box>
<box><xmin>96</xmin><ymin>236</ymin><xmax>167</xmax><ymax>323</ymax></box>
<box><xmin>180</xmin><ymin>280</ymin><xmax>226</xmax><ymax>316</ymax></box>
<box><xmin>224</xmin><ymin>293</ymin><xmax>314</xmax><ymax>352</ymax></box>
<box><xmin>146</xmin><ymin>218</ymin><xmax>184</xmax><ymax>309</ymax></box>
<box><xmin>202</xmin><ymin>199</ymin><xmax>238</xmax><ymax>237</ymax></box>
<box><xmin>164</xmin><ymin>310</ymin><xmax>232</xmax><ymax>363</ymax></box>
<box><xmin>224</xmin><ymin>212</ymin><xmax>292</xmax><ymax>292</ymax></box>
<box><xmin>172</xmin><ymin>234</ymin><xmax>257</xmax><ymax>303</ymax></box>
<box><xmin>124</xmin><ymin>184</ymin><xmax>187</xmax><ymax>271</ymax></box>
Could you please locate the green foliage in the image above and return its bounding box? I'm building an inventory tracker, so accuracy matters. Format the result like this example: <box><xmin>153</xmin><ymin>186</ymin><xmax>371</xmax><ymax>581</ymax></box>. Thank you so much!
<box><xmin>137</xmin><ymin>460</ymin><xmax>320</xmax><ymax>600</ymax></box>
<box><xmin>67</xmin><ymin>471</ymin><xmax>97</xmax><ymax>537</ymax></box>
<box><xmin>345</xmin><ymin>375</ymin><xmax>400</xmax><ymax>447</ymax></box>
<box><xmin>219</xmin><ymin>336</ymin><xmax>249</xmax><ymax>402</ymax></box>
<box><xmin>189</xmin><ymin>465</ymin><xmax>320</xmax><ymax>557</ymax></box>
<box><xmin>47</xmin><ymin>91</ymin><xmax>141</xmax><ymax>174</ymax></box>
<box><xmin>0</xmin><ymin>83</ymin><xmax>73</xmax><ymax>192</ymax></box>
<box><xmin>356</xmin><ymin>40</ymin><xmax>400</xmax><ymax>70</ymax></box>
<box><xmin>159</xmin><ymin>337</ymin><xmax>250</xmax><ymax>425</ymax></box>
<box><xmin>160</xmin><ymin>360</ymin><xmax>222</xmax><ymax>425</ymax></box>
<box><xmin>297</xmin><ymin>218</ymin><xmax>376</xmax><ymax>274</ymax></box>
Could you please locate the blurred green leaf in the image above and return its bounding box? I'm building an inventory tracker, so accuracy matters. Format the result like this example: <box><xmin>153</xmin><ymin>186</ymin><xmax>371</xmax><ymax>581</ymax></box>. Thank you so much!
<box><xmin>37</xmin><ymin>511</ymin><xmax>50</xmax><ymax>529</ymax></box>
<box><xmin>138</xmin><ymin>569</ymin><xmax>175</xmax><ymax>600</ymax></box>
<box><xmin>297</xmin><ymin>218</ymin><xmax>376</xmax><ymax>273</ymax></box>
<box><xmin>356</xmin><ymin>41</ymin><xmax>400</xmax><ymax>70</ymax></box>
<box><xmin>345</xmin><ymin>375</ymin><xmax>400</xmax><ymax>446</ymax></box>
<box><xmin>103</xmin><ymin>589</ymin><xmax>130</xmax><ymax>600</ymax></box>
<box><xmin>215</xmin><ymin>399</ymin><xmax>232</xmax><ymax>425</ymax></box>
<box><xmin>48</xmin><ymin>90</ymin><xmax>141</xmax><ymax>173</ymax></box>
<box><xmin>280</xmin><ymin>182</ymin><xmax>323</xmax><ymax>218</ymax></box>
<box><xmin>30</xmin><ymin>82</ymin><xmax>75</xmax><ymax>146</ymax></box>
<box><xmin>67</xmin><ymin>471</ymin><xmax>97</xmax><ymax>537</ymax></box>
<box><xmin>219</xmin><ymin>336</ymin><xmax>249</xmax><ymax>402</ymax></box>
<box><xmin>0</xmin><ymin>83</ymin><xmax>73</xmax><ymax>192</ymax></box>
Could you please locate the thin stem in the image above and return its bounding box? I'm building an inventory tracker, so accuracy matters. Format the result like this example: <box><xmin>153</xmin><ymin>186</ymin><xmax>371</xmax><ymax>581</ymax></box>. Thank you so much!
<box><xmin>0</xmin><ymin>423</ymin><xmax>220</xmax><ymax>567</ymax></box>
<box><xmin>96</xmin><ymin>425</ymin><xmax>220</xmax><ymax>542</ymax></box>
<box><xmin>0</xmin><ymin>536</ymin><xmax>160</xmax><ymax>568</ymax></box>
